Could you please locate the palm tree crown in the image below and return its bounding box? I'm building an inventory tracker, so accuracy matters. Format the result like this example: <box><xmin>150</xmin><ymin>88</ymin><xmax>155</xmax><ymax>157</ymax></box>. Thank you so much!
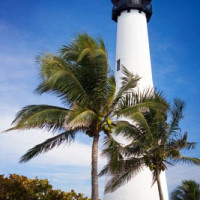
<box><xmin>100</xmin><ymin>98</ymin><xmax>200</xmax><ymax>200</ymax></box>
<box><xmin>171</xmin><ymin>180</ymin><xmax>200</xmax><ymax>200</ymax></box>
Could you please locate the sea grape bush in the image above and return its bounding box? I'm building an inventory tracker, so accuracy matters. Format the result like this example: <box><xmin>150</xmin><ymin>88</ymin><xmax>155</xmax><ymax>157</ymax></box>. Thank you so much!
<box><xmin>0</xmin><ymin>174</ymin><xmax>91</xmax><ymax>200</ymax></box>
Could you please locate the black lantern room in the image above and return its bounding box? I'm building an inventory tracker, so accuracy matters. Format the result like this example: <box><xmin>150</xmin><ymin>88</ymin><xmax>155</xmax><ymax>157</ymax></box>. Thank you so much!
<box><xmin>111</xmin><ymin>0</ymin><xmax>152</xmax><ymax>22</ymax></box>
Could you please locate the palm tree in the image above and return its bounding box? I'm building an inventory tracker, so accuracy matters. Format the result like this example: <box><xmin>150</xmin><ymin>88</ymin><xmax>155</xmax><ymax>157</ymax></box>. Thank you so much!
<box><xmin>100</xmin><ymin>98</ymin><xmax>200</xmax><ymax>200</ymax></box>
<box><xmin>171</xmin><ymin>180</ymin><xmax>200</xmax><ymax>200</ymax></box>
<box><xmin>5</xmin><ymin>34</ymin><xmax>166</xmax><ymax>200</ymax></box>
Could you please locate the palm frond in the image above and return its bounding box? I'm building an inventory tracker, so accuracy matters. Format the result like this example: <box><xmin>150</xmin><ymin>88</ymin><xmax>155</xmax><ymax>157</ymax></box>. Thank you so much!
<box><xmin>98</xmin><ymin>37</ymin><xmax>106</xmax><ymax>52</ymax></box>
<box><xmin>184</xmin><ymin>142</ymin><xmax>197</xmax><ymax>150</ymax></box>
<box><xmin>105</xmin><ymin>169</ymin><xmax>133</xmax><ymax>193</ymax></box>
<box><xmin>36</xmin><ymin>55</ymin><xmax>89</xmax><ymax>106</ymax></box>
<box><xmin>77</xmin><ymin>48</ymin><xmax>91</xmax><ymax>62</ymax></box>
<box><xmin>114</xmin><ymin>120</ymin><xmax>141</xmax><ymax>141</ymax></box>
<box><xmin>102</xmin><ymin>129</ymin><xmax>145</xmax><ymax>181</ymax></box>
<box><xmin>102</xmin><ymin>135</ymin><xmax>124</xmax><ymax>162</ymax></box>
<box><xmin>171</xmin><ymin>180</ymin><xmax>200</xmax><ymax>200</ymax></box>
<box><xmin>170</xmin><ymin>156</ymin><xmax>200</xmax><ymax>166</ymax></box>
<box><xmin>105</xmin><ymin>158</ymin><xmax>144</xmax><ymax>193</ymax></box>
<box><xmin>163</xmin><ymin>159</ymin><xmax>174</xmax><ymax>167</ymax></box>
<box><xmin>115</xmin><ymin>89</ymin><xmax>168</xmax><ymax>117</ymax></box>
<box><xmin>170</xmin><ymin>189</ymin><xmax>183</xmax><ymax>200</ymax></box>
<box><xmin>19</xmin><ymin>130</ymin><xmax>77</xmax><ymax>163</ymax></box>
<box><xmin>66</xmin><ymin>109</ymin><xmax>97</xmax><ymax>130</ymax></box>
<box><xmin>37</xmin><ymin>54</ymin><xmax>68</xmax><ymax>79</ymax></box>
<box><xmin>168</xmin><ymin>98</ymin><xmax>186</xmax><ymax>135</ymax></box>
<box><xmin>99</xmin><ymin>164</ymin><xmax>110</xmax><ymax>177</ymax></box>
<box><xmin>6</xmin><ymin>105</ymin><xmax>69</xmax><ymax>132</ymax></box>
<box><xmin>60</xmin><ymin>34</ymin><xmax>110</xmax><ymax>109</ymax></box>
<box><xmin>113</xmin><ymin>66</ymin><xmax>140</xmax><ymax>105</ymax></box>
<box><xmin>167</xmin><ymin>132</ymin><xmax>196</xmax><ymax>151</ymax></box>
<box><xmin>152</xmin><ymin>170</ymin><xmax>157</xmax><ymax>186</ymax></box>
<box><xmin>105</xmin><ymin>76</ymin><xmax>116</xmax><ymax>107</ymax></box>
<box><xmin>131</xmin><ymin>111</ymin><xmax>152</xmax><ymax>137</ymax></box>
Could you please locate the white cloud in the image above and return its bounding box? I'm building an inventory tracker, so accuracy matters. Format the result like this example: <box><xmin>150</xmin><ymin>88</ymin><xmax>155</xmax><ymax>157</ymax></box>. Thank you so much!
<box><xmin>0</xmin><ymin>108</ymin><xmax>106</xmax><ymax>168</ymax></box>
<box><xmin>0</xmin><ymin>129</ymin><xmax>106</xmax><ymax>168</ymax></box>
<box><xmin>0</xmin><ymin>109</ymin><xmax>106</xmax><ymax>198</ymax></box>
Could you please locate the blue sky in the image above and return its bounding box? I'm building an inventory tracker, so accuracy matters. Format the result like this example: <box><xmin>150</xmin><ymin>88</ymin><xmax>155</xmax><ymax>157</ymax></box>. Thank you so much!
<box><xmin>0</xmin><ymin>0</ymin><xmax>200</xmax><ymax>198</ymax></box>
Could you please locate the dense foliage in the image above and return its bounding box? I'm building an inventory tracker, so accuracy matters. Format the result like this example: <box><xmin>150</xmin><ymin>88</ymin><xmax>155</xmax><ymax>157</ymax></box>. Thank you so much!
<box><xmin>0</xmin><ymin>174</ymin><xmax>91</xmax><ymax>200</ymax></box>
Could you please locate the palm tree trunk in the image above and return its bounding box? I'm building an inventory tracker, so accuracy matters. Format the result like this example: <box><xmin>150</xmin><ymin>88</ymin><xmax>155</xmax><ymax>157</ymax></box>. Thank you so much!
<box><xmin>156</xmin><ymin>170</ymin><xmax>164</xmax><ymax>200</ymax></box>
<box><xmin>91</xmin><ymin>134</ymin><xmax>99</xmax><ymax>200</ymax></box>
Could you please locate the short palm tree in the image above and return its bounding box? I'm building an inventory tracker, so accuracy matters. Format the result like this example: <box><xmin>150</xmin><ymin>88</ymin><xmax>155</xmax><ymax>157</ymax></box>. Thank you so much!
<box><xmin>171</xmin><ymin>180</ymin><xmax>200</xmax><ymax>200</ymax></box>
<box><xmin>5</xmin><ymin>34</ymin><xmax>166</xmax><ymax>200</ymax></box>
<box><xmin>100</xmin><ymin>98</ymin><xmax>200</xmax><ymax>200</ymax></box>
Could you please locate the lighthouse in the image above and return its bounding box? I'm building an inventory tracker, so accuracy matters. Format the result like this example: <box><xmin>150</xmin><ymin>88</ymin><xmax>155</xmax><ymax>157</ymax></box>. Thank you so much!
<box><xmin>103</xmin><ymin>0</ymin><xmax>169</xmax><ymax>200</ymax></box>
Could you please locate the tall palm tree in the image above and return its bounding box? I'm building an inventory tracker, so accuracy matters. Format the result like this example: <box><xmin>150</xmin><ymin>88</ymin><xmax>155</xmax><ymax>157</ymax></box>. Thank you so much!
<box><xmin>100</xmin><ymin>98</ymin><xmax>200</xmax><ymax>200</ymax></box>
<box><xmin>5</xmin><ymin>34</ymin><xmax>166</xmax><ymax>200</ymax></box>
<box><xmin>171</xmin><ymin>180</ymin><xmax>200</xmax><ymax>200</ymax></box>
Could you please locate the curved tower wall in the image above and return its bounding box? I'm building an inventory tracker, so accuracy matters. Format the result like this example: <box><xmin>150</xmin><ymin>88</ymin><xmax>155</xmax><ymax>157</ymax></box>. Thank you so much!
<box><xmin>115</xmin><ymin>10</ymin><xmax>153</xmax><ymax>90</ymax></box>
<box><xmin>103</xmin><ymin>9</ymin><xmax>169</xmax><ymax>200</ymax></box>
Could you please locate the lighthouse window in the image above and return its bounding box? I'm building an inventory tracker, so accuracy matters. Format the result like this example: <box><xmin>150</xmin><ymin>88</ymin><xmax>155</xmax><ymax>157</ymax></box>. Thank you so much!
<box><xmin>117</xmin><ymin>59</ymin><xmax>120</xmax><ymax>71</ymax></box>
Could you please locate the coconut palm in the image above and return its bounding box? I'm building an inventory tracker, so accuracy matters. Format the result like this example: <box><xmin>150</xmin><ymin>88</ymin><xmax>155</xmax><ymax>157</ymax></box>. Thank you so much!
<box><xmin>171</xmin><ymin>180</ymin><xmax>200</xmax><ymax>200</ymax></box>
<box><xmin>100</xmin><ymin>98</ymin><xmax>200</xmax><ymax>200</ymax></box>
<box><xmin>5</xmin><ymin>34</ymin><xmax>167</xmax><ymax>200</ymax></box>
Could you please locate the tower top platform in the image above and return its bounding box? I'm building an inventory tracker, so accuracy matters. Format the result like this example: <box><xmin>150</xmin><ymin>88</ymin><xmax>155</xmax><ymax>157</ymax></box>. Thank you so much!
<box><xmin>111</xmin><ymin>0</ymin><xmax>152</xmax><ymax>22</ymax></box>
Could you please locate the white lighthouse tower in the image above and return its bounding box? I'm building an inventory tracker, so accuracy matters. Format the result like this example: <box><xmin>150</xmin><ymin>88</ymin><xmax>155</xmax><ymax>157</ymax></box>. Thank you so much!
<box><xmin>103</xmin><ymin>0</ymin><xmax>169</xmax><ymax>200</ymax></box>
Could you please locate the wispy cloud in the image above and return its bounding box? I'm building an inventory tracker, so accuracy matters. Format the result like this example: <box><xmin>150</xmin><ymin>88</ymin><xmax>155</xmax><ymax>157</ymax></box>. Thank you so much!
<box><xmin>0</xmin><ymin>110</ymin><xmax>106</xmax><ymax>198</ymax></box>
<box><xmin>0</xmin><ymin>107</ymin><xmax>106</xmax><ymax>168</ymax></box>
<box><xmin>1</xmin><ymin>127</ymin><xmax>106</xmax><ymax>169</ymax></box>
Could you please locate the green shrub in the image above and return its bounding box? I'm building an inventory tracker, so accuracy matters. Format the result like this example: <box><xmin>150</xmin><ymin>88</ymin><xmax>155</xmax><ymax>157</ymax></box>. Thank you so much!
<box><xmin>0</xmin><ymin>174</ymin><xmax>91</xmax><ymax>200</ymax></box>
